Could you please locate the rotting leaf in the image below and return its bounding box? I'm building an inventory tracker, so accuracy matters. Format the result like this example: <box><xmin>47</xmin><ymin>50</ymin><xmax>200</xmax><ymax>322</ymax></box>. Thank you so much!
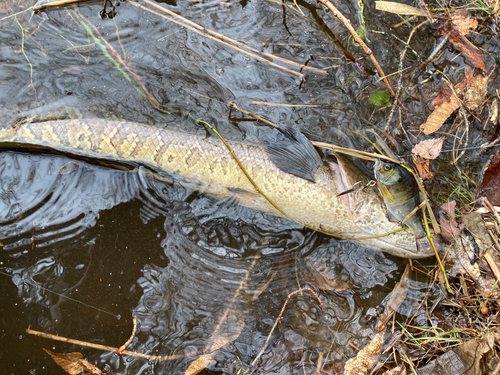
<box><xmin>43</xmin><ymin>349</ymin><xmax>113</xmax><ymax>375</ymax></box>
<box><xmin>463</xmin><ymin>73</ymin><xmax>488</xmax><ymax>111</ymax></box>
<box><xmin>439</xmin><ymin>201</ymin><xmax>464</xmax><ymax>242</ymax></box>
<box><xmin>450</xmin><ymin>9</ymin><xmax>478</xmax><ymax>37</ymax></box>
<box><xmin>412</xmin><ymin>137</ymin><xmax>445</xmax><ymax>160</ymax></box>
<box><xmin>445</xmin><ymin>26</ymin><xmax>486</xmax><ymax>72</ymax></box>
<box><xmin>412</xmin><ymin>155</ymin><xmax>433</xmax><ymax>180</ymax></box>
<box><xmin>432</xmin><ymin>82</ymin><xmax>453</xmax><ymax>107</ymax></box>
<box><xmin>375</xmin><ymin>1</ymin><xmax>426</xmax><ymax>16</ymax></box>
<box><xmin>305</xmin><ymin>261</ymin><xmax>350</xmax><ymax>291</ymax></box>
<box><xmin>480</xmin><ymin>153</ymin><xmax>500</xmax><ymax>206</ymax></box>
<box><xmin>368</xmin><ymin>90</ymin><xmax>391</xmax><ymax>107</ymax></box>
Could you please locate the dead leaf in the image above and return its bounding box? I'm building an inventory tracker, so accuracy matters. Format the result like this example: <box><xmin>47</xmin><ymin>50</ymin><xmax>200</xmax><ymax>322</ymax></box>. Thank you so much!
<box><xmin>43</xmin><ymin>349</ymin><xmax>113</xmax><ymax>375</ymax></box>
<box><xmin>305</xmin><ymin>261</ymin><xmax>350</xmax><ymax>291</ymax></box>
<box><xmin>412</xmin><ymin>137</ymin><xmax>445</xmax><ymax>159</ymax></box>
<box><xmin>375</xmin><ymin>1</ymin><xmax>426</xmax><ymax>16</ymax></box>
<box><xmin>462</xmin><ymin>73</ymin><xmax>488</xmax><ymax>111</ymax></box>
<box><xmin>439</xmin><ymin>201</ymin><xmax>464</xmax><ymax>242</ymax></box>
<box><xmin>432</xmin><ymin>82</ymin><xmax>453</xmax><ymax>107</ymax></box>
<box><xmin>447</xmin><ymin>26</ymin><xmax>486</xmax><ymax>72</ymax></box>
<box><xmin>480</xmin><ymin>153</ymin><xmax>500</xmax><ymax>206</ymax></box>
<box><xmin>383</xmin><ymin>366</ymin><xmax>407</xmax><ymax>375</ymax></box>
<box><xmin>417</xmin><ymin>330</ymin><xmax>497</xmax><ymax>375</ymax></box>
<box><xmin>420</xmin><ymin>93</ymin><xmax>460</xmax><ymax>134</ymax></box>
<box><xmin>450</xmin><ymin>11</ymin><xmax>478</xmax><ymax>36</ymax></box>
<box><xmin>412</xmin><ymin>155</ymin><xmax>433</xmax><ymax>180</ymax></box>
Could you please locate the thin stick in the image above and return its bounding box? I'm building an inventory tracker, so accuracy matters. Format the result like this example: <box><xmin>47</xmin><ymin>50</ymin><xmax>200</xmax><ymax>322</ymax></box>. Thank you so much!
<box><xmin>483</xmin><ymin>197</ymin><xmax>500</xmax><ymax>226</ymax></box>
<box><xmin>116</xmin><ymin>318</ymin><xmax>137</xmax><ymax>355</ymax></box>
<box><xmin>250</xmin><ymin>101</ymin><xmax>319</xmax><ymax>107</ymax></box>
<box><xmin>244</xmin><ymin>288</ymin><xmax>322</xmax><ymax>374</ymax></box>
<box><xmin>484</xmin><ymin>253</ymin><xmax>500</xmax><ymax>289</ymax></box>
<box><xmin>139</xmin><ymin>0</ymin><xmax>325</xmax><ymax>75</ymax></box>
<box><xmin>33</xmin><ymin>0</ymin><xmax>91</xmax><ymax>10</ymax></box>
<box><xmin>26</xmin><ymin>327</ymin><xmax>200</xmax><ymax>361</ymax></box>
<box><xmin>314</xmin><ymin>0</ymin><xmax>395</xmax><ymax>96</ymax></box>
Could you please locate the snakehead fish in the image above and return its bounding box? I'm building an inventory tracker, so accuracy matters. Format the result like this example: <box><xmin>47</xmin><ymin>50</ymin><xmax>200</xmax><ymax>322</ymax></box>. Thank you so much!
<box><xmin>0</xmin><ymin>118</ymin><xmax>436</xmax><ymax>258</ymax></box>
<box><xmin>374</xmin><ymin>159</ymin><xmax>432</xmax><ymax>254</ymax></box>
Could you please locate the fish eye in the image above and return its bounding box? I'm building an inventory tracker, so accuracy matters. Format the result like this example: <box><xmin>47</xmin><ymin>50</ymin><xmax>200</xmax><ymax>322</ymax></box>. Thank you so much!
<box><xmin>383</xmin><ymin>164</ymin><xmax>392</xmax><ymax>171</ymax></box>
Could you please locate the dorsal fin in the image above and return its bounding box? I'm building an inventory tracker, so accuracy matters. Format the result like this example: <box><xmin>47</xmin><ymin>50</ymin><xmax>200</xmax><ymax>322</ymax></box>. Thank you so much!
<box><xmin>260</xmin><ymin>126</ymin><xmax>323</xmax><ymax>182</ymax></box>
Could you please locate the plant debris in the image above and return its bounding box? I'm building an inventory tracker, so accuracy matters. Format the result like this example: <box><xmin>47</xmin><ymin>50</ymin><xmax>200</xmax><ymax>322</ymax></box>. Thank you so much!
<box><xmin>43</xmin><ymin>349</ymin><xmax>114</xmax><ymax>375</ymax></box>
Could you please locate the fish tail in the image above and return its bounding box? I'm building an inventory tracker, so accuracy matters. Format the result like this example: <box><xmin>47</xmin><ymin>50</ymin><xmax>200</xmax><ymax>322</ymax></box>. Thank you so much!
<box><xmin>416</xmin><ymin>237</ymin><xmax>432</xmax><ymax>254</ymax></box>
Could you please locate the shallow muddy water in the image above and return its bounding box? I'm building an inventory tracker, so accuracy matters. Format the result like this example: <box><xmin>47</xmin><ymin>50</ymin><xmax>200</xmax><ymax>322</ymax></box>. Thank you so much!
<box><xmin>0</xmin><ymin>0</ymin><xmax>468</xmax><ymax>373</ymax></box>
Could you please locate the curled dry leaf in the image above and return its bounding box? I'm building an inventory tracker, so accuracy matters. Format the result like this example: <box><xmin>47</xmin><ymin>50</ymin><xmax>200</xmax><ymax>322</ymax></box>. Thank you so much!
<box><xmin>412</xmin><ymin>137</ymin><xmax>445</xmax><ymax>159</ymax></box>
<box><xmin>412</xmin><ymin>155</ymin><xmax>433</xmax><ymax>180</ymax></box>
<box><xmin>375</xmin><ymin>1</ymin><xmax>426</xmax><ymax>16</ymax></box>
<box><xmin>432</xmin><ymin>82</ymin><xmax>453</xmax><ymax>106</ymax></box>
<box><xmin>43</xmin><ymin>349</ymin><xmax>113</xmax><ymax>375</ymax></box>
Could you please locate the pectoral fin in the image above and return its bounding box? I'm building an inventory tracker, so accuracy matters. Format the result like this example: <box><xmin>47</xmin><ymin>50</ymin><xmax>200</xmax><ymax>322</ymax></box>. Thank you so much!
<box><xmin>260</xmin><ymin>126</ymin><xmax>323</xmax><ymax>182</ymax></box>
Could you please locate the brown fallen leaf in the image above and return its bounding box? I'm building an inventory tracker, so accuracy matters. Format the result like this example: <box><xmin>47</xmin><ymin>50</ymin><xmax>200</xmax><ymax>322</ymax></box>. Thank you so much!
<box><xmin>412</xmin><ymin>137</ymin><xmax>445</xmax><ymax>159</ymax></box>
<box><xmin>480</xmin><ymin>153</ymin><xmax>500</xmax><ymax>206</ymax></box>
<box><xmin>305</xmin><ymin>261</ymin><xmax>350</xmax><ymax>291</ymax></box>
<box><xmin>375</xmin><ymin>1</ymin><xmax>426</xmax><ymax>16</ymax></box>
<box><xmin>432</xmin><ymin>82</ymin><xmax>453</xmax><ymax>106</ymax></box>
<box><xmin>43</xmin><ymin>349</ymin><xmax>113</xmax><ymax>375</ymax></box>
<box><xmin>462</xmin><ymin>73</ymin><xmax>488</xmax><ymax>111</ymax></box>
<box><xmin>420</xmin><ymin>92</ymin><xmax>460</xmax><ymax>135</ymax></box>
<box><xmin>445</xmin><ymin>26</ymin><xmax>486</xmax><ymax>72</ymax></box>
<box><xmin>439</xmin><ymin>201</ymin><xmax>464</xmax><ymax>242</ymax></box>
<box><xmin>412</xmin><ymin>155</ymin><xmax>433</xmax><ymax>180</ymax></box>
<box><xmin>450</xmin><ymin>10</ymin><xmax>478</xmax><ymax>36</ymax></box>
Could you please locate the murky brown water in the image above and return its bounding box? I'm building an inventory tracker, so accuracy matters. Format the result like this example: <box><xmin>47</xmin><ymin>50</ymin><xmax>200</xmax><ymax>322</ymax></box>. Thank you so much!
<box><xmin>0</xmin><ymin>0</ymin><xmax>476</xmax><ymax>373</ymax></box>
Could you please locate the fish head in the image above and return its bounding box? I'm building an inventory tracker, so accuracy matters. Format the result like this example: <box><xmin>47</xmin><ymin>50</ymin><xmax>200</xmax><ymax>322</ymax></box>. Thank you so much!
<box><xmin>327</xmin><ymin>155</ymin><xmax>437</xmax><ymax>259</ymax></box>
<box><xmin>374</xmin><ymin>159</ymin><xmax>403</xmax><ymax>185</ymax></box>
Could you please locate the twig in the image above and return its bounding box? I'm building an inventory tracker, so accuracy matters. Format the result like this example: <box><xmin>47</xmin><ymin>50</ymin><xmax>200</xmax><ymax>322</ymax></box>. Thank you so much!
<box><xmin>484</xmin><ymin>253</ymin><xmax>500</xmax><ymax>289</ymax></box>
<box><xmin>116</xmin><ymin>318</ymin><xmax>137</xmax><ymax>355</ymax></box>
<box><xmin>482</xmin><ymin>197</ymin><xmax>500</xmax><ymax>226</ymax></box>
<box><xmin>33</xmin><ymin>0</ymin><xmax>92</xmax><ymax>10</ymax></box>
<box><xmin>250</xmin><ymin>101</ymin><xmax>319</xmax><ymax>107</ymax></box>
<box><xmin>314</xmin><ymin>0</ymin><xmax>395</xmax><ymax>96</ymax></box>
<box><xmin>14</xmin><ymin>15</ymin><xmax>37</xmax><ymax>100</ymax></box>
<box><xmin>244</xmin><ymin>288</ymin><xmax>322</xmax><ymax>374</ymax></box>
<box><xmin>26</xmin><ymin>327</ymin><xmax>200</xmax><ymax>361</ymax></box>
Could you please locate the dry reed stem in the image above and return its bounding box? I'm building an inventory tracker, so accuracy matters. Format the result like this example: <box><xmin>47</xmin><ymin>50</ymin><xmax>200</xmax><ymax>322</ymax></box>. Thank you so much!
<box><xmin>26</xmin><ymin>327</ymin><xmax>200</xmax><ymax>361</ymax></box>
<box><xmin>484</xmin><ymin>253</ymin><xmax>500</xmax><ymax>287</ymax></box>
<box><xmin>250</xmin><ymin>101</ymin><xmax>319</xmax><ymax>107</ymax></box>
<box><xmin>137</xmin><ymin>0</ymin><xmax>326</xmax><ymax>76</ymax></box>
<box><xmin>314</xmin><ymin>0</ymin><xmax>395</xmax><ymax>96</ymax></box>
<box><xmin>33</xmin><ymin>0</ymin><xmax>91</xmax><ymax>10</ymax></box>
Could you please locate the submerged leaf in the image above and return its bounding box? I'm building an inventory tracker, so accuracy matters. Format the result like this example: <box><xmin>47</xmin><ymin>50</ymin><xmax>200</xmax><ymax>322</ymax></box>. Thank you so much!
<box><xmin>480</xmin><ymin>153</ymin><xmax>500</xmax><ymax>206</ymax></box>
<box><xmin>43</xmin><ymin>349</ymin><xmax>113</xmax><ymax>375</ymax></box>
<box><xmin>369</xmin><ymin>91</ymin><xmax>391</xmax><ymax>106</ymax></box>
<box><xmin>439</xmin><ymin>201</ymin><xmax>464</xmax><ymax>242</ymax></box>
<box><xmin>412</xmin><ymin>155</ymin><xmax>433</xmax><ymax>180</ymax></box>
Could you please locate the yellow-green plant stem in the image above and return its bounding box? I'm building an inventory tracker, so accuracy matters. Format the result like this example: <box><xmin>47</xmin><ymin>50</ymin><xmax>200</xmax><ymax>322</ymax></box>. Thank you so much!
<box><xmin>14</xmin><ymin>16</ymin><xmax>35</xmax><ymax>97</ymax></box>
<box><xmin>423</xmin><ymin>211</ymin><xmax>452</xmax><ymax>294</ymax></box>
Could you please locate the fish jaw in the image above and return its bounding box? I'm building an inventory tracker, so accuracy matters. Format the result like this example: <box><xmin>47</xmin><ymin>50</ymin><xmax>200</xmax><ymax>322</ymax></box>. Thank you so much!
<box><xmin>330</xmin><ymin>156</ymin><xmax>436</xmax><ymax>258</ymax></box>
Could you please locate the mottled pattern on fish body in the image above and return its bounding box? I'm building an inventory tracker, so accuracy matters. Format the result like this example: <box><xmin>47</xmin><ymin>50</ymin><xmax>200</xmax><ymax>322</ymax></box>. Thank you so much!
<box><xmin>0</xmin><ymin>119</ymin><xmax>436</xmax><ymax>258</ymax></box>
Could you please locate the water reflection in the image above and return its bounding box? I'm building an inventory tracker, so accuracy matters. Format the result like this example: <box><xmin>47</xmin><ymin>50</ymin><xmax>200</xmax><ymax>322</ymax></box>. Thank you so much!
<box><xmin>0</xmin><ymin>149</ymin><xmax>400</xmax><ymax>373</ymax></box>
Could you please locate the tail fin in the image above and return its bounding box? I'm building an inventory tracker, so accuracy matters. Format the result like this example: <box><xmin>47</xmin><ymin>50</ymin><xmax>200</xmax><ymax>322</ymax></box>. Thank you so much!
<box><xmin>416</xmin><ymin>237</ymin><xmax>432</xmax><ymax>254</ymax></box>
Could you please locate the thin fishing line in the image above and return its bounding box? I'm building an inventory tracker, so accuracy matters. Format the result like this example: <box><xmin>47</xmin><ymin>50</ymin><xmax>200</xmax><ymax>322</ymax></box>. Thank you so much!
<box><xmin>0</xmin><ymin>269</ymin><xmax>121</xmax><ymax>319</ymax></box>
